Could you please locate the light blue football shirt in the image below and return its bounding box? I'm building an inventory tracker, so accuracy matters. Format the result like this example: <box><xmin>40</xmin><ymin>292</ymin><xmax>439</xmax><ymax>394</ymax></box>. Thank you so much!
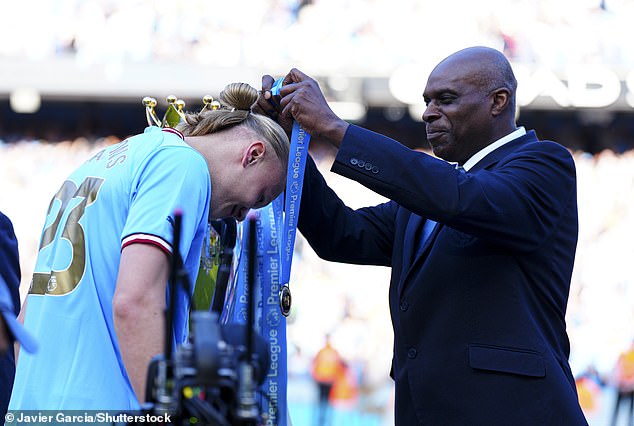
<box><xmin>9</xmin><ymin>127</ymin><xmax>211</xmax><ymax>410</ymax></box>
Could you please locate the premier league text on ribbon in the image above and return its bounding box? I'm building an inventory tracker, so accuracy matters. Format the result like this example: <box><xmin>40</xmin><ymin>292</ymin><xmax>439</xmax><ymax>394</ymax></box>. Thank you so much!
<box><xmin>284</xmin><ymin>123</ymin><xmax>307</xmax><ymax>264</ymax></box>
<box><xmin>263</xmin><ymin>207</ymin><xmax>283</xmax><ymax>424</ymax></box>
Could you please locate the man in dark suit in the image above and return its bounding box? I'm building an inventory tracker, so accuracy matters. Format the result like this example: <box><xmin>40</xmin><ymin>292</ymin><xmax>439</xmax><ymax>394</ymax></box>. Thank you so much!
<box><xmin>258</xmin><ymin>46</ymin><xmax>587</xmax><ymax>425</ymax></box>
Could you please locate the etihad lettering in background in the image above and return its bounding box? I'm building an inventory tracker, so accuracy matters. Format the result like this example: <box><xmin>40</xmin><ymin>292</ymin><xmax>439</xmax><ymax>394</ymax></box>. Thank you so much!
<box><xmin>514</xmin><ymin>64</ymin><xmax>625</xmax><ymax>108</ymax></box>
<box><xmin>390</xmin><ymin>63</ymin><xmax>634</xmax><ymax>109</ymax></box>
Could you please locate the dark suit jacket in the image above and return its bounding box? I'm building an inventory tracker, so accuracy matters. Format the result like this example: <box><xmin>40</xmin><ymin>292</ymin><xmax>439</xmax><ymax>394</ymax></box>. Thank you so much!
<box><xmin>298</xmin><ymin>125</ymin><xmax>587</xmax><ymax>425</ymax></box>
<box><xmin>0</xmin><ymin>211</ymin><xmax>21</xmax><ymax>419</ymax></box>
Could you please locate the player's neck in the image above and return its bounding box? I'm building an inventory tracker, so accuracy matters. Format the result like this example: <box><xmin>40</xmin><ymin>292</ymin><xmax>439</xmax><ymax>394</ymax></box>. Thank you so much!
<box><xmin>185</xmin><ymin>133</ymin><xmax>241</xmax><ymax>171</ymax></box>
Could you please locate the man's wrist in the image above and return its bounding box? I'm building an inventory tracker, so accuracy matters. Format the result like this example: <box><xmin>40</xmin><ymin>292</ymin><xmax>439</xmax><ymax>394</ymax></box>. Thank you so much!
<box><xmin>324</xmin><ymin>120</ymin><xmax>349</xmax><ymax>148</ymax></box>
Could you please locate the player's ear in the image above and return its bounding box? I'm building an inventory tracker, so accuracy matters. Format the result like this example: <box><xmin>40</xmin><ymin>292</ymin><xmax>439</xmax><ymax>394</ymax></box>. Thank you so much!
<box><xmin>242</xmin><ymin>141</ymin><xmax>266</xmax><ymax>168</ymax></box>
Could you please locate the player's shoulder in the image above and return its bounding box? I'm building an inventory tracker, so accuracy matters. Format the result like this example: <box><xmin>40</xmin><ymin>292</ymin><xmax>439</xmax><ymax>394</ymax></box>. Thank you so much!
<box><xmin>129</xmin><ymin>127</ymin><xmax>205</xmax><ymax>165</ymax></box>
<box><xmin>132</xmin><ymin>126</ymin><xmax>186</xmax><ymax>149</ymax></box>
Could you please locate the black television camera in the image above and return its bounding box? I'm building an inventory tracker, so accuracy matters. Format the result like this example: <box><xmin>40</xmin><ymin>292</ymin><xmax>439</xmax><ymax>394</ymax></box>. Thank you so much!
<box><xmin>140</xmin><ymin>214</ymin><xmax>272</xmax><ymax>426</ymax></box>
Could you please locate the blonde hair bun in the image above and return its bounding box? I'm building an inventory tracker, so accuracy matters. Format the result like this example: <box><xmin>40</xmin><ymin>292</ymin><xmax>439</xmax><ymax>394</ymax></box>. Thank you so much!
<box><xmin>219</xmin><ymin>82</ymin><xmax>258</xmax><ymax>111</ymax></box>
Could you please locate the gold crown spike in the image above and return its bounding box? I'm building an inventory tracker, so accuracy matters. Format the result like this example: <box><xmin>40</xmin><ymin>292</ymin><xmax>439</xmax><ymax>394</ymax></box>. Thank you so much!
<box><xmin>162</xmin><ymin>95</ymin><xmax>186</xmax><ymax>128</ymax></box>
<box><xmin>143</xmin><ymin>97</ymin><xmax>161</xmax><ymax>127</ymax></box>
<box><xmin>142</xmin><ymin>94</ymin><xmax>223</xmax><ymax>129</ymax></box>
<box><xmin>201</xmin><ymin>95</ymin><xmax>222</xmax><ymax>112</ymax></box>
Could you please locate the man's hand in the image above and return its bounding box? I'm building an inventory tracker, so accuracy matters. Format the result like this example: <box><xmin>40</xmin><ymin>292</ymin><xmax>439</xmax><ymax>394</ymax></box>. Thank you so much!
<box><xmin>253</xmin><ymin>75</ymin><xmax>294</xmax><ymax>138</ymax></box>
<box><xmin>279</xmin><ymin>69</ymin><xmax>349</xmax><ymax>147</ymax></box>
<box><xmin>256</xmin><ymin>69</ymin><xmax>349</xmax><ymax>147</ymax></box>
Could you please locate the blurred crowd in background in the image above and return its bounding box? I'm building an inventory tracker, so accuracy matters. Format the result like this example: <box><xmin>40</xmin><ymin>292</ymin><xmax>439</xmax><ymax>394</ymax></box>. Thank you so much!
<box><xmin>1</xmin><ymin>0</ymin><xmax>633</xmax><ymax>70</ymax></box>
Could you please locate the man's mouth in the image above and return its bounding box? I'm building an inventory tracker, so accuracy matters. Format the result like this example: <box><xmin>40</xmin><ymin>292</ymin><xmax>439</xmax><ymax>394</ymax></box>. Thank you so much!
<box><xmin>426</xmin><ymin>129</ymin><xmax>446</xmax><ymax>141</ymax></box>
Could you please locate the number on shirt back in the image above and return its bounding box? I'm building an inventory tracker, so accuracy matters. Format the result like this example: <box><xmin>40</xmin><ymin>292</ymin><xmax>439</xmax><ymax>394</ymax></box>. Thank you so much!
<box><xmin>30</xmin><ymin>177</ymin><xmax>105</xmax><ymax>295</ymax></box>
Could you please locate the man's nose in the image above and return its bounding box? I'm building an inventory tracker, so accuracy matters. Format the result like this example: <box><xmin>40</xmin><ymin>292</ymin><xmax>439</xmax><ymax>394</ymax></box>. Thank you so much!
<box><xmin>422</xmin><ymin>103</ymin><xmax>439</xmax><ymax>123</ymax></box>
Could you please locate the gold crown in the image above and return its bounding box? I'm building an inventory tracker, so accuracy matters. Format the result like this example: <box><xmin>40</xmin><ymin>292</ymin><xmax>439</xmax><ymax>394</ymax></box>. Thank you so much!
<box><xmin>142</xmin><ymin>95</ymin><xmax>222</xmax><ymax>128</ymax></box>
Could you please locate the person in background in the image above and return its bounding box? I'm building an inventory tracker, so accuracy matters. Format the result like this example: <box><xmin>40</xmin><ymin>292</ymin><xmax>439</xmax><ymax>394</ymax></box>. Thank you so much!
<box><xmin>257</xmin><ymin>46</ymin><xmax>587</xmax><ymax>425</ymax></box>
<box><xmin>311</xmin><ymin>334</ymin><xmax>345</xmax><ymax>426</ymax></box>
<box><xmin>611</xmin><ymin>339</ymin><xmax>634</xmax><ymax>426</ymax></box>
<box><xmin>9</xmin><ymin>82</ymin><xmax>289</xmax><ymax>410</ymax></box>
<box><xmin>575</xmin><ymin>364</ymin><xmax>605</xmax><ymax>416</ymax></box>
<box><xmin>0</xmin><ymin>211</ymin><xmax>36</xmax><ymax>418</ymax></box>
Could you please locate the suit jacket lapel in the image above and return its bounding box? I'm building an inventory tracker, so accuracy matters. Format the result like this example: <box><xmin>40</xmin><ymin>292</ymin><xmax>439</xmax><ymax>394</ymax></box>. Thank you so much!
<box><xmin>402</xmin><ymin>213</ymin><xmax>423</xmax><ymax>273</ymax></box>
<box><xmin>399</xmin><ymin>216</ymin><xmax>442</xmax><ymax>298</ymax></box>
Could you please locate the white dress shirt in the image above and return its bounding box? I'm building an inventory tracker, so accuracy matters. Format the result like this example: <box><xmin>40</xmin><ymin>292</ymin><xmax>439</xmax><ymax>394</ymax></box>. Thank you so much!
<box><xmin>462</xmin><ymin>127</ymin><xmax>526</xmax><ymax>171</ymax></box>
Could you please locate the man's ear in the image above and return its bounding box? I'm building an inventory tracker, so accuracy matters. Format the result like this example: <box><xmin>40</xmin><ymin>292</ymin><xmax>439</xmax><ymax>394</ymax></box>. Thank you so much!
<box><xmin>491</xmin><ymin>88</ymin><xmax>511</xmax><ymax>117</ymax></box>
<box><xmin>242</xmin><ymin>141</ymin><xmax>266</xmax><ymax>168</ymax></box>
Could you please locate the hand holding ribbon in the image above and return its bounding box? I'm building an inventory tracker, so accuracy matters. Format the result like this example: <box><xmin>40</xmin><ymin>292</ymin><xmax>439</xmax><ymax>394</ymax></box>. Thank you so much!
<box><xmin>262</xmin><ymin>69</ymin><xmax>349</xmax><ymax>148</ymax></box>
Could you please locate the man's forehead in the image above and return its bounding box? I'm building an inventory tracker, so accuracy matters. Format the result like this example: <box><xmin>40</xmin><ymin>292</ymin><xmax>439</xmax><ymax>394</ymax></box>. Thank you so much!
<box><xmin>424</xmin><ymin>61</ymin><xmax>483</xmax><ymax>93</ymax></box>
<box><xmin>424</xmin><ymin>72</ymin><xmax>464</xmax><ymax>94</ymax></box>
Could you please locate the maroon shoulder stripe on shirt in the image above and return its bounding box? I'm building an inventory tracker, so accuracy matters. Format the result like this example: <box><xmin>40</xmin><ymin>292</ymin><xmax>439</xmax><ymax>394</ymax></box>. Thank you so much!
<box><xmin>121</xmin><ymin>233</ymin><xmax>172</xmax><ymax>254</ymax></box>
<box><xmin>162</xmin><ymin>127</ymin><xmax>184</xmax><ymax>140</ymax></box>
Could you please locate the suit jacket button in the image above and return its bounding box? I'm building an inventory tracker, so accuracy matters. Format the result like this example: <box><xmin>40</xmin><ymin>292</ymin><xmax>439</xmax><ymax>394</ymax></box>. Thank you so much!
<box><xmin>364</xmin><ymin>163</ymin><xmax>373</xmax><ymax>171</ymax></box>
<box><xmin>358</xmin><ymin>160</ymin><xmax>365</xmax><ymax>168</ymax></box>
<box><xmin>350</xmin><ymin>158</ymin><xmax>358</xmax><ymax>165</ymax></box>
<box><xmin>399</xmin><ymin>301</ymin><xmax>409</xmax><ymax>312</ymax></box>
<box><xmin>407</xmin><ymin>347</ymin><xmax>417</xmax><ymax>359</ymax></box>
<box><xmin>371</xmin><ymin>166</ymin><xmax>379</xmax><ymax>174</ymax></box>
